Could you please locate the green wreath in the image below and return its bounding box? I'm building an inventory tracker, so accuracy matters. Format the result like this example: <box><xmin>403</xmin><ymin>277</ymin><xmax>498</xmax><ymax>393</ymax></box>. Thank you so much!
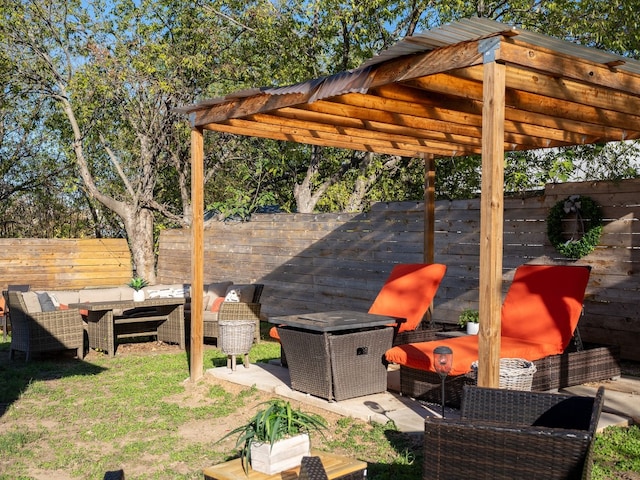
<box><xmin>547</xmin><ymin>195</ymin><xmax>603</xmax><ymax>259</ymax></box>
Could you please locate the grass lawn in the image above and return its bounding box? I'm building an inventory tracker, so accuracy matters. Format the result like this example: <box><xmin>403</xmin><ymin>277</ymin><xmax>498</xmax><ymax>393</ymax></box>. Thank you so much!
<box><xmin>0</xmin><ymin>336</ymin><xmax>639</xmax><ymax>479</ymax></box>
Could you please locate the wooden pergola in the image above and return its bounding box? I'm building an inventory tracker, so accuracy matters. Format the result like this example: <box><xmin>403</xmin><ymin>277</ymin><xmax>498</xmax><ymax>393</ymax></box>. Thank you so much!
<box><xmin>178</xmin><ymin>17</ymin><xmax>640</xmax><ymax>383</ymax></box>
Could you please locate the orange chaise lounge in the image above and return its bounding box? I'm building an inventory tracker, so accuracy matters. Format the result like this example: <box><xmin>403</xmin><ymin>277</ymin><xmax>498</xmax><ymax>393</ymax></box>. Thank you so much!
<box><xmin>269</xmin><ymin>263</ymin><xmax>448</xmax><ymax>360</ymax></box>
<box><xmin>385</xmin><ymin>264</ymin><xmax>621</xmax><ymax>406</ymax></box>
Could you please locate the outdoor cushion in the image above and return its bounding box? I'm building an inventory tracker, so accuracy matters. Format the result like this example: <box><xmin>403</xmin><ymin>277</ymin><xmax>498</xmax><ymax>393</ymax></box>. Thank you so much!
<box><xmin>500</xmin><ymin>264</ymin><xmax>590</xmax><ymax>352</ymax></box>
<box><xmin>47</xmin><ymin>290</ymin><xmax>81</xmax><ymax>306</ymax></box>
<box><xmin>384</xmin><ymin>264</ymin><xmax>591</xmax><ymax>375</ymax></box>
<box><xmin>210</xmin><ymin>297</ymin><xmax>224</xmax><ymax>312</ymax></box>
<box><xmin>226</xmin><ymin>284</ymin><xmax>255</xmax><ymax>303</ymax></box>
<box><xmin>22</xmin><ymin>291</ymin><xmax>42</xmax><ymax>313</ymax></box>
<box><xmin>79</xmin><ymin>288</ymin><xmax>123</xmax><ymax>303</ymax></box>
<box><xmin>36</xmin><ymin>292</ymin><xmax>57</xmax><ymax>312</ymax></box>
<box><xmin>368</xmin><ymin>263</ymin><xmax>447</xmax><ymax>333</ymax></box>
<box><xmin>385</xmin><ymin>334</ymin><xmax>558</xmax><ymax>376</ymax></box>
<box><xmin>205</xmin><ymin>281</ymin><xmax>233</xmax><ymax>309</ymax></box>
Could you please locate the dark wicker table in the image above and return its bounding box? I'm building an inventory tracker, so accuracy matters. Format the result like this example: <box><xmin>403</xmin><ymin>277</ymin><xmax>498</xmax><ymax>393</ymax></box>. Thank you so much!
<box><xmin>69</xmin><ymin>298</ymin><xmax>185</xmax><ymax>356</ymax></box>
<box><xmin>270</xmin><ymin>311</ymin><xmax>395</xmax><ymax>401</ymax></box>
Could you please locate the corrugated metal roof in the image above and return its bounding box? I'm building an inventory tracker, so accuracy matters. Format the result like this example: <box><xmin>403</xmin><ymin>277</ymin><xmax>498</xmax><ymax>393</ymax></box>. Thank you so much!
<box><xmin>362</xmin><ymin>17</ymin><xmax>640</xmax><ymax>74</ymax></box>
<box><xmin>176</xmin><ymin>16</ymin><xmax>640</xmax><ymax>114</ymax></box>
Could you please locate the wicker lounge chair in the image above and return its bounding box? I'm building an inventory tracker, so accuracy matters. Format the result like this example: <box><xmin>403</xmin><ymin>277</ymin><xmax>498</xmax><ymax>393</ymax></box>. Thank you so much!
<box><xmin>8</xmin><ymin>291</ymin><xmax>85</xmax><ymax>361</ymax></box>
<box><xmin>424</xmin><ymin>385</ymin><xmax>605</xmax><ymax>480</ymax></box>
<box><xmin>386</xmin><ymin>264</ymin><xmax>620</xmax><ymax>406</ymax></box>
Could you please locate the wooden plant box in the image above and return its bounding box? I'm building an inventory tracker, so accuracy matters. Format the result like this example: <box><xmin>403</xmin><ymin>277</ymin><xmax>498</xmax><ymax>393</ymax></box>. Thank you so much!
<box><xmin>250</xmin><ymin>434</ymin><xmax>310</xmax><ymax>475</ymax></box>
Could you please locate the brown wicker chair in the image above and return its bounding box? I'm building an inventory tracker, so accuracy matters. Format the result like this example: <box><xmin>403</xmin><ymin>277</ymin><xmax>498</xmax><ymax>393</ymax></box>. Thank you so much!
<box><xmin>8</xmin><ymin>291</ymin><xmax>85</xmax><ymax>361</ymax></box>
<box><xmin>424</xmin><ymin>385</ymin><xmax>605</xmax><ymax>480</ymax></box>
<box><xmin>202</xmin><ymin>284</ymin><xmax>263</xmax><ymax>343</ymax></box>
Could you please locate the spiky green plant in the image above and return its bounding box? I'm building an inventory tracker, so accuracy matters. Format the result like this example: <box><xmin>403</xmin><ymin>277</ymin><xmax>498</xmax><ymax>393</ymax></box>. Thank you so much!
<box><xmin>218</xmin><ymin>399</ymin><xmax>327</xmax><ymax>473</ymax></box>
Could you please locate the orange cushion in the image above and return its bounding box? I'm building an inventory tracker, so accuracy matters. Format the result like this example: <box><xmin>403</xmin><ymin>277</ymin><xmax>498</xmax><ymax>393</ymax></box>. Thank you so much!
<box><xmin>368</xmin><ymin>263</ymin><xmax>446</xmax><ymax>333</ymax></box>
<box><xmin>210</xmin><ymin>297</ymin><xmax>224</xmax><ymax>313</ymax></box>
<box><xmin>501</xmin><ymin>264</ymin><xmax>590</xmax><ymax>351</ymax></box>
<box><xmin>269</xmin><ymin>326</ymin><xmax>280</xmax><ymax>341</ymax></box>
<box><xmin>384</xmin><ymin>335</ymin><xmax>559</xmax><ymax>376</ymax></box>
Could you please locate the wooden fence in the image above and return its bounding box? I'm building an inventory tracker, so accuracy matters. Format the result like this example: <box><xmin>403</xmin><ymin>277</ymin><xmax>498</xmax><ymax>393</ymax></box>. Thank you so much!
<box><xmin>158</xmin><ymin>178</ymin><xmax>640</xmax><ymax>361</ymax></box>
<box><xmin>0</xmin><ymin>238</ymin><xmax>132</xmax><ymax>291</ymax></box>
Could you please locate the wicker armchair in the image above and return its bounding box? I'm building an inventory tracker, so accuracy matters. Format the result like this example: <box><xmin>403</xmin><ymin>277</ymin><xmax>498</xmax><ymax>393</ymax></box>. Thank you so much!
<box><xmin>8</xmin><ymin>291</ymin><xmax>85</xmax><ymax>361</ymax></box>
<box><xmin>424</xmin><ymin>385</ymin><xmax>605</xmax><ymax>480</ymax></box>
<box><xmin>202</xmin><ymin>284</ymin><xmax>263</xmax><ymax>343</ymax></box>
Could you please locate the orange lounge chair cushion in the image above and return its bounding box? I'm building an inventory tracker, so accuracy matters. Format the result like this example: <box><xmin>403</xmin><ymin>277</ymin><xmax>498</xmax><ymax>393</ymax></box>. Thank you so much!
<box><xmin>385</xmin><ymin>264</ymin><xmax>591</xmax><ymax>375</ymax></box>
<box><xmin>500</xmin><ymin>264</ymin><xmax>590</xmax><ymax>352</ymax></box>
<box><xmin>368</xmin><ymin>263</ymin><xmax>446</xmax><ymax>333</ymax></box>
<box><xmin>384</xmin><ymin>335</ymin><xmax>560</xmax><ymax>376</ymax></box>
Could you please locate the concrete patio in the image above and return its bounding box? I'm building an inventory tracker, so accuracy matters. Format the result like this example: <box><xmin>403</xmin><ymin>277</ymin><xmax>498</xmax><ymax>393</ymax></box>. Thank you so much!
<box><xmin>207</xmin><ymin>361</ymin><xmax>640</xmax><ymax>435</ymax></box>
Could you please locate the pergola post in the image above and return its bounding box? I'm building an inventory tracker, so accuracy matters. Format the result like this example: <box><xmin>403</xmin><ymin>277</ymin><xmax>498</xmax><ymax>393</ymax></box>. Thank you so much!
<box><xmin>424</xmin><ymin>154</ymin><xmax>436</xmax><ymax>264</ymax></box>
<box><xmin>477</xmin><ymin>41</ymin><xmax>506</xmax><ymax>388</ymax></box>
<box><xmin>190</xmin><ymin>126</ymin><xmax>205</xmax><ymax>382</ymax></box>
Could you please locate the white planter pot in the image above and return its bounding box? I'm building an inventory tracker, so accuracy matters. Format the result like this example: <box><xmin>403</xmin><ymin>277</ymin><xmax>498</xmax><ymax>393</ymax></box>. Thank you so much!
<box><xmin>466</xmin><ymin>322</ymin><xmax>479</xmax><ymax>335</ymax></box>
<box><xmin>250</xmin><ymin>433</ymin><xmax>310</xmax><ymax>475</ymax></box>
<box><xmin>132</xmin><ymin>290</ymin><xmax>145</xmax><ymax>302</ymax></box>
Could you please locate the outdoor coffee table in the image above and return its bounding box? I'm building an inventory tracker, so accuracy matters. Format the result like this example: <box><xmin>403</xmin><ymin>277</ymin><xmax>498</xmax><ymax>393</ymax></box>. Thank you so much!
<box><xmin>269</xmin><ymin>310</ymin><xmax>395</xmax><ymax>401</ymax></box>
<box><xmin>203</xmin><ymin>449</ymin><xmax>367</xmax><ymax>480</ymax></box>
<box><xmin>69</xmin><ymin>298</ymin><xmax>185</xmax><ymax>357</ymax></box>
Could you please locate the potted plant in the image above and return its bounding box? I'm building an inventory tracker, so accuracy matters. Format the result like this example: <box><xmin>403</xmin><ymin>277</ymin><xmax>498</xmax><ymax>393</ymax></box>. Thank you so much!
<box><xmin>219</xmin><ymin>399</ymin><xmax>327</xmax><ymax>475</ymax></box>
<box><xmin>128</xmin><ymin>277</ymin><xmax>148</xmax><ymax>302</ymax></box>
<box><xmin>458</xmin><ymin>308</ymin><xmax>479</xmax><ymax>335</ymax></box>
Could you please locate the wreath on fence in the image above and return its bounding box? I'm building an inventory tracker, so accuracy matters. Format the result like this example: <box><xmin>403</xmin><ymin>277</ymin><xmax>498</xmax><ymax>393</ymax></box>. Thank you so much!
<box><xmin>547</xmin><ymin>195</ymin><xmax>603</xmax><ymax>259</ymax></box>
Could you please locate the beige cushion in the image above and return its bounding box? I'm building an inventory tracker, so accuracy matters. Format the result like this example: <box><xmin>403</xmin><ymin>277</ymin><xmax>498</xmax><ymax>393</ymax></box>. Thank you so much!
<box><xmin>47</xmin><ymin>290</ymin><xmax>80</xmax><ymax>306</ymax></box>
<box><xmin>205</xmin><ymin>281</ymin><xmax>233</xmax><ymax>309</ymax></box>
<box><xmin>225</xmin><ymin>284</ymin><xmax>255</xmax><ymax>303</ymax></box>
<box><xmin>22</xmin><ymin>291</ymin><xmax>42</xmax><ymax>313</ymax></box>
<box><xmin>79</xmin><ymin>288</ymin><xmax>122</xmax><ymax>303</ymax></box>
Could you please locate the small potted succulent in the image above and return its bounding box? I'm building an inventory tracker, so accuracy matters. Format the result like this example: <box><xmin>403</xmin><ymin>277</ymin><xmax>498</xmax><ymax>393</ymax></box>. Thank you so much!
<box><xmin>219</xmin><ymin>399</ymin><xmax>327</xmax><ymax>475</ymax></box>
<box><xmin>458</xmin><ymin>308</ymin><xmax>479</xmax><ymax>335</ymax></box>
<box><xmin>128</xmin><ymin>276</ymin><xmax>148</xmax><ymax>302</ymax></box>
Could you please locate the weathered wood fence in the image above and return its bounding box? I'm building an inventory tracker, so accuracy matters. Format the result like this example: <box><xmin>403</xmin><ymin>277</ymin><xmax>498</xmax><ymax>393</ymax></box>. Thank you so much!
<box><xmin>0</xmin><ymin>238</ymin><xmax>132</xmax><ymax>290</ymax></box>
<box><xmin>158</xmin><ymin>178</ymin><xmax>640</xmax><ymax>361</ymax></box>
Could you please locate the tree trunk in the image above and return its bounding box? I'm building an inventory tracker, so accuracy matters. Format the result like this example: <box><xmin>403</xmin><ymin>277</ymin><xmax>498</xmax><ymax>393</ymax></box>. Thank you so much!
<box><xmin>124</xmin><ymin>208</ymin><xmax>157</xmax><ymax>284</ymax></box>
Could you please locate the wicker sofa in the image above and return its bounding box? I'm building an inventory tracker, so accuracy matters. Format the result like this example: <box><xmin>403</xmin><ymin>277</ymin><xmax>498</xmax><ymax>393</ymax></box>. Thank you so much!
<box><xmin>9</xmin><ymin>281</ymin><xmax>263</xmax><ymax>357</ymax></box>
<box><xmin>424</xmin><ymin>385</ymin><xmax>605</xmax><ymax>479</ymax></box>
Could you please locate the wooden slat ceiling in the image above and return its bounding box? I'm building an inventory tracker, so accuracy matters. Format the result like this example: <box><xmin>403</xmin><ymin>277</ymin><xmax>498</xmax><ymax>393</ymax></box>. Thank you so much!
<box><xmin>178</xmin><ymin>18</ymin><xmax>640</xmax><ymax>159</ymax></box>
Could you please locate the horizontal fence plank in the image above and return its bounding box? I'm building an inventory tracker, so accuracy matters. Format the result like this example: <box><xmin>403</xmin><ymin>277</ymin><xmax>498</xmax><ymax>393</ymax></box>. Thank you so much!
<box><xmin>0</xmin><ymin>239</ymin><xmax>132</xmax><ymax>290</ymax></box>
<box><xmin>157</xmin><ymin>178</ymin><xmax>640</xmax><ymax>360</ymax></box>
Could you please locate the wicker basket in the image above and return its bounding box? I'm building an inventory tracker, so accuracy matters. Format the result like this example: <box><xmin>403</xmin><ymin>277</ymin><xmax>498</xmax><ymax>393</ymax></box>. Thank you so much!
<box><xmin>219</xmin><ymin>320</ymin><xmax>255</xmax><ymax>355</ymax></box>
<box><xmin>471</xmin><ymin>358</ymin><xmax>537</xmax><ymax>391</ymax></box>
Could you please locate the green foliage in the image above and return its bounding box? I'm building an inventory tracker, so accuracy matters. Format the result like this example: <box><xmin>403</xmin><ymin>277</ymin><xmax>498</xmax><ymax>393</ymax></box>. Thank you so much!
<box><xmin>127</xmin><ymin>276</ymin><xmax>148</xmax><ymax>291</ymax></box>
<box><xmin>547</xmin><ymin>195</ymin><xmax>603</xmax><ymax>259</ymax></box>
<box><xmin>218</xmin><ymin>399</ymin><xmax>327</xmax><ymax>473</ymax></box>
<box><xmin>457</xmin><ymin>309</ymin><xmax>479</xmax><ymax>328</ymax></box>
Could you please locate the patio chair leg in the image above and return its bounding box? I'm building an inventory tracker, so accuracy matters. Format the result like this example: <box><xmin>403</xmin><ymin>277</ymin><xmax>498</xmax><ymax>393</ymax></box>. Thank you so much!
<box><xmin>244</xmin><ymin>353</ymin><xmax>250</xmax><ymax>368</ymax></box>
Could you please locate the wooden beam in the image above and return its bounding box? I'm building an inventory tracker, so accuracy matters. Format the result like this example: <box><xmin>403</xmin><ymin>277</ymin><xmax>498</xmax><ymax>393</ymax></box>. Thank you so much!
<box><xmin>203</xmin><ymin>118</ymin><xmax>475</xmax><ymax>157</ymax></box>
<box><xmin>406</xmin><ymin>73</ymin><xmax>640</xmax><ymax>142</ymax></box>
<box><xmin>477</xmin><ymin>54</ymin><xmax>506</xmax><ymax>389</ymax></box>
<box><xmin>501</xmin><ymin>39</ymin><xmax>640</xmax><ymax>97</ymax></box>
<box><xmin>424</xmin><ymin>155</ymin><xmax>436</xmax><ymax>264</ymax></box>
<box><xmin>190</xmin><ymin>127</ymin><xmax>205</xmax><ymax>382</ymax></box>
<box><xmin>454</xmin><ymin>65</ymin><xmax>640</xmax><ymax>131</ymax></box>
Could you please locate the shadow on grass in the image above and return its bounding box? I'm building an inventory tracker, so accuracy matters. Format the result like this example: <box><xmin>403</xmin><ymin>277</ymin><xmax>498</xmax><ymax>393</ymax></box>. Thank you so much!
<box><xmin>0</xmin><ymin>341</ymin><xmax>107</xmax><ymax>418</ymax></box>
<box><xmin>364</xmin><ymin>428</ymin><xmax>423</xmax><ymax>480</ymax></box>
